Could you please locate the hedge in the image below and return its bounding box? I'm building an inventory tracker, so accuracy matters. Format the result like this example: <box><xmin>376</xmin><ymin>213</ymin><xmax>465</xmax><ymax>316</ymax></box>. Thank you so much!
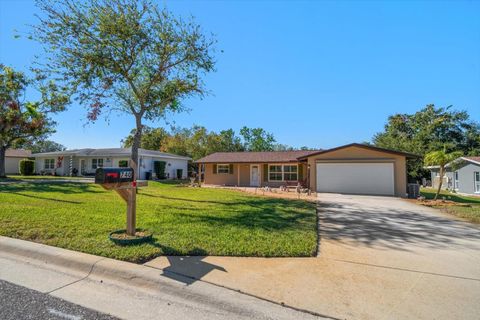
<box><xmin>19</xmin><ymin>159</ymin><xmax>35</xmax><ymax>176</ymax></box>
<box><xmin>154</xmin><ymin>161</ymin><xmax>166</xmax><ymax>179</ymax></box>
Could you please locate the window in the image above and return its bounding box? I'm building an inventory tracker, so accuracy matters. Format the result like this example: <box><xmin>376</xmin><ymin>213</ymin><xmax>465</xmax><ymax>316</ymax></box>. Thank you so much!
<box><xmin>217</xmin><ymin>164</ymin><xmax>230</xmax><ymax>174</ymax></box>
<box><xmin>475</xmin><ymin>172</ymin><xmax>480</xmax><ymax>193</ymax></box>
<box><xmin>44</xmin><ymin>159</ymin><xmax>55</xmax><ymax>170</ymax></box>
<box><xmin>118</xmin><ymin>160</ymin><xmax>128</xmax><ymax>168</ymax></box>
<box><xmin>454</xmin><ymin>171</ymin><xmax>459</xmax><ymax>190</ymax></box>
<box><xmin>92</xmin><ymin>158</ymin><xmax>104</xmax><ymax>169</ymax></box>
<box><xmin>269</xmin><ymin>165</ymin><xmax>283</xmax><ymax>181</ymax></box>
<box><xmin>283</xmin><ymin>165</ymin><xmax>298</xmax><ymax>181</ymax></box>
<box><xmin>269</xmin><ymin>164</ymin><xmax>298</xmax><ymax>181</ymax></box>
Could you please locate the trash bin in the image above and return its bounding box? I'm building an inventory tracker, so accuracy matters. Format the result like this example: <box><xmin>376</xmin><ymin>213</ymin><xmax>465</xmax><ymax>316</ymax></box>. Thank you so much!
<box><xmin>145</xmin><ymin>171</ymin><xmax>152</xmax><ymax>180</ymax></box>
<box><xmin>407</xmin><ymin>183</ymin><xmax>420</xmax><ymax>199</ymax></box>
<box><xmin>176</xmin><ymin>169</ymin><xmax>183</xmax><ymax>179</ymax></box>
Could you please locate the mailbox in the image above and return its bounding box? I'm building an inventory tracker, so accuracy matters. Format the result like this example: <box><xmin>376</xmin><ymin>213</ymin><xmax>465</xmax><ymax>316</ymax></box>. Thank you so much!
<box><xmin>95</xmin><ymin>167</ymin><xmax>134</xmax><ymax>184</ymax></box>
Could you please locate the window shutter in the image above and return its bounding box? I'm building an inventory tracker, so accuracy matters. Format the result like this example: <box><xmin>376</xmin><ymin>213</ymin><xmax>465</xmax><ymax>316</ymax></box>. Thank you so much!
<box><xmin>263</xmin><ymin>164</ymin><xmax>268</xmax><ymax>182</ymax></box>
<box><xmin>298</xmin><ymin>164</ymin><xmax>303</xmax><ymax>181</ymax></box>
<box><xmin>213</xmin><ymin>164</ymin><xmax>217</xmax><ymax>174</ymax></box>
<box><xmin>229</xmin><ymin>164</ymin><xmax>234</xmax><ymax>174</ymax></box>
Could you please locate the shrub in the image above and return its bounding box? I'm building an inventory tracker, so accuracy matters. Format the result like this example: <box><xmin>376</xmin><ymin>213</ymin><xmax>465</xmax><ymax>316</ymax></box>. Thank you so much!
<box><xmin>154</xmin><ymin>161</ymin><xmax>166</xmax><ymax>179</ymax></box>
<box><xmin>176</xmin><ymin>169</ymin><xmax>183</xmax><ymax>179</ymax></box>
<box><xmin>118</xmin><ymin>160</ymin><xmax>128</xmax><ymax>167</ymax></box>
<box><xmin>19</xmin><ymin>159</ymin><xmax>35</xmax><ymax>175</ymax></box>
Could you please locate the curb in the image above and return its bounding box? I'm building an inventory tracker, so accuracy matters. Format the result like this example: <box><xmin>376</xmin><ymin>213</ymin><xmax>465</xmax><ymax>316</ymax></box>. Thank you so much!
<box><xmin>0</xmin><ymin>236</ymin><xmax>103</xmax><ymax>277</ymax></box>
<box><xmin>0</xmin><ymin>236</ymin><xmax>333</xmax><ymax>319</ymax></box>
<box><xmin>0</xmin><ymin>236</ymin><xmax>196</xmax><ymax>292</ymax></box>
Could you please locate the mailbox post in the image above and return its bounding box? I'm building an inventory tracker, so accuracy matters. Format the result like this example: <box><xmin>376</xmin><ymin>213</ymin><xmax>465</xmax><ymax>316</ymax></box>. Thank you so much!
<box><xmin>95</xmin><ymin>165</ymin><xmax>147</xmax><ymax>237</ymax></box>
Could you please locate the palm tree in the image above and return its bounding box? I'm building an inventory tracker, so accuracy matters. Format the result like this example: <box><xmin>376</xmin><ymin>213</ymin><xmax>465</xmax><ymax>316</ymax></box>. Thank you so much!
<box><xmin>424</xmin><ymin>149</ymin><xmax>463</xmax><ymax>200</ymax></box>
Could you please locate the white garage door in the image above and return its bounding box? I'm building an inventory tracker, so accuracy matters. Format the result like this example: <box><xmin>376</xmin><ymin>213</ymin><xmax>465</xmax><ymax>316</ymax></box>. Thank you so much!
<box><xmin>316</xmin><ymin>162</ymin><xmax>394</xmax><ymax>196</ymax></box>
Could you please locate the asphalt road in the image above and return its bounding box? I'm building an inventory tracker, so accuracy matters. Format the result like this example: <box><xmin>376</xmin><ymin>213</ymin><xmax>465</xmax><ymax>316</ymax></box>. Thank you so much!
<box><xmin>0</xmin><ymin>280</ymin><xmax>118</xmax><ymax>320</ymax></box>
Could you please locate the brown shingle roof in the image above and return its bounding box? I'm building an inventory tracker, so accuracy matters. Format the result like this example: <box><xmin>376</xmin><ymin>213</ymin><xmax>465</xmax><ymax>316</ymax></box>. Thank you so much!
<box><xmin>195</xmin><ymin>150</ymin><xmax>321</xmax><ymax>163</ymax></box>
<box><xmin>6</xmin><ymin>149</ymin><xmax>31</xmax><ymax>158</ymax></box>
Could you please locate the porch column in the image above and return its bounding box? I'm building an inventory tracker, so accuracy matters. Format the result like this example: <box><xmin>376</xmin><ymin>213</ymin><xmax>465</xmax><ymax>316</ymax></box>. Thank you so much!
<box><xmin>69</xmin><ymin>156</ymin><xmax>73</xmax><ymax>176</ymax></box>
<box><xmin>237</xmin><ymin>164</ymin><xmax>240</xmax><ymax>186</ymax></box>
<box><xmin>307</xmin><ymin>164</ymin><xmax>311</xmax><ymax>189</ymax></box>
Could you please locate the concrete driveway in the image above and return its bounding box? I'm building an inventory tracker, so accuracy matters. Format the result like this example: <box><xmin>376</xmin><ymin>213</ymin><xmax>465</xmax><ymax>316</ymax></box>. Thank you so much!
<box><xmin>146</xmin><ymin>194</ymin><xmax>480</xmax><ymax>320</ymax></box>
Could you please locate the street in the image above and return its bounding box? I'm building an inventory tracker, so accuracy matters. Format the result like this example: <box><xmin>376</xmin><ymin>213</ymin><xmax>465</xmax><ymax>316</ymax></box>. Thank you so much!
<box><xmin>0</xmin><ymin>280</ymin><xmax>118</xmax><ymax>320</ymax></box>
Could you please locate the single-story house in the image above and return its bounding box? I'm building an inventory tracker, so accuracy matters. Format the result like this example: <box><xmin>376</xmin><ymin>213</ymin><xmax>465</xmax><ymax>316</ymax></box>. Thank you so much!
<box><xmin>4</xmin><ymin>149</ymin><xmax>32</xmax><ymax>174</ymax></box>
<box><xmin>428</xmin><ymin>156</ymin><xmax>480</xmax><ymax>195</ymax></box>
<box><xmin>195</xmin><ymin>143</ymin><xmax>418</xmax><ymax>197</ymax></box>
<box><xmin>33</xmin><ymin>148</ymin><xmax>191</xmax><ymax>180</ymax></box>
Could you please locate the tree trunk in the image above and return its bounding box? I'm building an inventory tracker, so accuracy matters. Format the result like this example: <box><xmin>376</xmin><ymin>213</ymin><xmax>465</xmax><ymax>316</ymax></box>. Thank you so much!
<box><xmin>0</xmin><ymin>146</ymin><xmax>6</xmax><ymax>178</ymax></box>
<box><xmin>434</xmin><ymin>166</ymin><xmax>444</xmax><ymax>200</ymax></box>
<box><xmin>131</xmin><ymin>124</ymin><xmax>141</xmax><ymax>173</ymax></box>
<box><xmin>126</xmin><ymin>115</ymin><xmax>143</xmax><ymax>236</ymax></box>
<box><xmin>131</xmin><ymin>115</ymin><xmax>143</xmax><ymax>177</ymax></box>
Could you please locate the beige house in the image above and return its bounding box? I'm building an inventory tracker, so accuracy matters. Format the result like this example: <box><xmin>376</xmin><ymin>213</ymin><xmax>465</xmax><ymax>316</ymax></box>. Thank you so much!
<box><xmin>196</xmin><ymin>143</ymin><xmax>417</xmax><ymax>197</ymax></box>
<box><xmin>4</xmin><ymin>149</ymin><xmax>32</xmax><ymax>174</ymax></box>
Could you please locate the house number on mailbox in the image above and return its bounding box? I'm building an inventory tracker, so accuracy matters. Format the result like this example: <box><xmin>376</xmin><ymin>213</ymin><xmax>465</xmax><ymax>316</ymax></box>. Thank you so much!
<box><xmin>120</xmin><ymin>171</ymin><xmax>132</xmax><ymax>179</ymax></box>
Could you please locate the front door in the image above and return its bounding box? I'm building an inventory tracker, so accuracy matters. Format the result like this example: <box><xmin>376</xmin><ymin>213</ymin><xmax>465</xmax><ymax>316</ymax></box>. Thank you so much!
<box><xmin>80</xmin><ymin>159</ymin><xmax>86</xmax><ymax>175</ymax></box>
<box><xmin>475</xmin><ymin>172</ymin><xmax>480</xmax><ymax>193</ymax></box>
<box><xmin>250</xmin><ymin>165</ymin><xmax>260</xmax><ymax>187</ymax></box>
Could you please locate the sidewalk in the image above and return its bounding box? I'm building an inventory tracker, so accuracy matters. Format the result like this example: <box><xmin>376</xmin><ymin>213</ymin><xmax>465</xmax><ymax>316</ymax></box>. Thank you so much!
<box><xmin>0</xmin><ymin>236</ymin><xmax>323</xmax><ymax>320</ymax></box>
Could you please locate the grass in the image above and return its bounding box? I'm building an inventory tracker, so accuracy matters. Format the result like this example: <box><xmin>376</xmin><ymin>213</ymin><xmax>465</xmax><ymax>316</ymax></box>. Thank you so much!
<box><xmin>420</xmin><ymin>188</ymin><xmax>480</xmax><ymax>223</ymax></box>
<box><xmin>2</xmin><ymin>175</ymin><xmax>89</xmax><ymax>181</ymax></box>
<box><xmin>0</xmin><ymin>180</ymin><xmax>317</xmax><ymax>263</ymax></box>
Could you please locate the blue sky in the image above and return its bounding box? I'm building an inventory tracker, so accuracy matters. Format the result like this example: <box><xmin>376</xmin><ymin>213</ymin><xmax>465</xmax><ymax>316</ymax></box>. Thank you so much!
<box><xmin>1</xmin><ymin>0</ymin><xmax>479</xmax><ymax>150</ymax></box>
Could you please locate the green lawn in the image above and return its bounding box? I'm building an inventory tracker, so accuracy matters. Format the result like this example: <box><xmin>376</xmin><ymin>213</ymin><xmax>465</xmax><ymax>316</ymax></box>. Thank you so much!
<box><xmin>3</xmin><ymin>175</ymin><xmax>89</xmax><ymax>181</ymax></box>
<box><xmin>420</xmin><ymin>188</ymin><xmax>480</xmax><ymax>223</ymax></box>
<box><xmin>0</xmin><ymin>181</ymin><xmax>317</xmax><ymax>262</ymax></box>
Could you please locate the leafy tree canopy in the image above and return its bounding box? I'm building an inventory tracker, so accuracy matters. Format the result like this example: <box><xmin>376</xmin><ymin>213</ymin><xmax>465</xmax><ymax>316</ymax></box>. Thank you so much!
<box><xmin>121</xmin><ymin>127</ymin><xmax>169</xmax><ymax>151</ymax></box>
<box><xmin>122</xmin><ymin>125</ymin><xmax>306</xmax><ymax>160</ymax></box>
<box><xmin>0</xmin><ymin>65</ymin><xmax>68</xmax><ymax>177</ymax></box>
<box><xmin>25</xmin><ymin>140</ymin><xmax>67</xmax><ymax>153</ymax></box>
<box><xmin>373</xmin><ymin>104</ymin><xmax>480</xmax><ymax>179</ymax></box>
<box><xmin>32</xmin><ymin>0</ymin><xmax>216</xmax><ymax>167</ymax></box>
<box><xmin>239</xmin><ymin>126</ymin><xmax>276</xmax><ymax>152</ymax></box>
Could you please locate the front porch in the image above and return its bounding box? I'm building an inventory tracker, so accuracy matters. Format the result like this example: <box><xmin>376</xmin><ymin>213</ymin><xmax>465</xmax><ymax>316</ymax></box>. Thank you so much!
<box><xmin>199</xmin><ymin>162</ymin><xmax>309</xmax><ymax>188</ymax></box>
<box><xmin>200</xmin><ymin>184</ymin><xmax>317</xmax><ymax>202</ymax></box>
<box><xmin>36</xmin><ymin>156</ymin><xmax>131</xmax><ymax>177</ymax></box>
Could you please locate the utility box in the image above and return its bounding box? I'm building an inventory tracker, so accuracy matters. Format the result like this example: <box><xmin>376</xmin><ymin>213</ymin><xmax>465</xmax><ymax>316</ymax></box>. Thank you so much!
<box><xmin>95</xmin><ymin>168</ymin><xmax>134</xmax><ymax>184</ymax></box>
<box><xmin>407</xmin><ymin>183</ymin><xmax>420</xmax><ymax>199</ymax></box>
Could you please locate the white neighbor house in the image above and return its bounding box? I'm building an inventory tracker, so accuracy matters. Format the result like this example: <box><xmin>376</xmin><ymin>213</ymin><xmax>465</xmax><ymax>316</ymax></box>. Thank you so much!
<box><xmin>5</xmin><ymin>149</ymin><xmax>32</xmax><ymax>174</ymax></box>
<box><xmin>33</xmin><ymin>148</ymin><xmax>191</xmax><ymax>180</ymax></box>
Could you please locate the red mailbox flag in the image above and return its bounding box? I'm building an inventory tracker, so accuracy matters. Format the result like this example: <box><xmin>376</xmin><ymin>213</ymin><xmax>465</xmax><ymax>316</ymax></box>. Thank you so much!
<box><xmin>132</xmin><ymin>181</ymin><xmax>137</xmax><ymax>188</ymax></box>
<box><xmin>106</xmin><ymin>172</ymin><xmax>119</xmax><ymax>179</ymax></box>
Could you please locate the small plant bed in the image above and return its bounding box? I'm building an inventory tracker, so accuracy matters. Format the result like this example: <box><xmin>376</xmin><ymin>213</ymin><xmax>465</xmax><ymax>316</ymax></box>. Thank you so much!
<box><xmin>419</xmin><ymin>188</ymin><xmax>480</xmax><ymax>223</ymax></box>
<box><xmin>109</xmin><ymin>229</ymin><xmax>153</xmax><ymax>245</ymax></box>
<box><xmin>417</xmin><ymin>199</ymin><xmax>472</xmax><ymax>207</ymax></box>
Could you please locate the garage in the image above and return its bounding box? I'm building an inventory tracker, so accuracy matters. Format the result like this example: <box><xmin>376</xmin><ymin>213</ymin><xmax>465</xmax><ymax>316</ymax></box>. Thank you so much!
<box><xmin>316</xmin><ymin>162</ymin><xmax>395</xmax><ymax>196</ymax></box>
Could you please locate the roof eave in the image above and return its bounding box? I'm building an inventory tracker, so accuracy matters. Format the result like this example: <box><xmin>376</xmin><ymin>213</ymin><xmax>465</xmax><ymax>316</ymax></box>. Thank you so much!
<box><xmin>460</xmin><ymin>157</ymin><xmax>480</xmax><ymax>166</ymax></box>
<box><xmin>297</xmin><ymin>143</ymin><xmax>420</xmax><ymax>160</ymax></box>
<box><xmin>194</xmin><ymin>159</ymin><xmax>303</xmax><ymax>164</ymax></box>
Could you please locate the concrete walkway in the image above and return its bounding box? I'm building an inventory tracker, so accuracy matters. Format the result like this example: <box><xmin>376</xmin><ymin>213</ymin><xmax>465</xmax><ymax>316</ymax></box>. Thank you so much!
<box><xmin>146</xmin><ymin>194</ymin><xmax>480</xmax><ymax>320</ymax></box>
